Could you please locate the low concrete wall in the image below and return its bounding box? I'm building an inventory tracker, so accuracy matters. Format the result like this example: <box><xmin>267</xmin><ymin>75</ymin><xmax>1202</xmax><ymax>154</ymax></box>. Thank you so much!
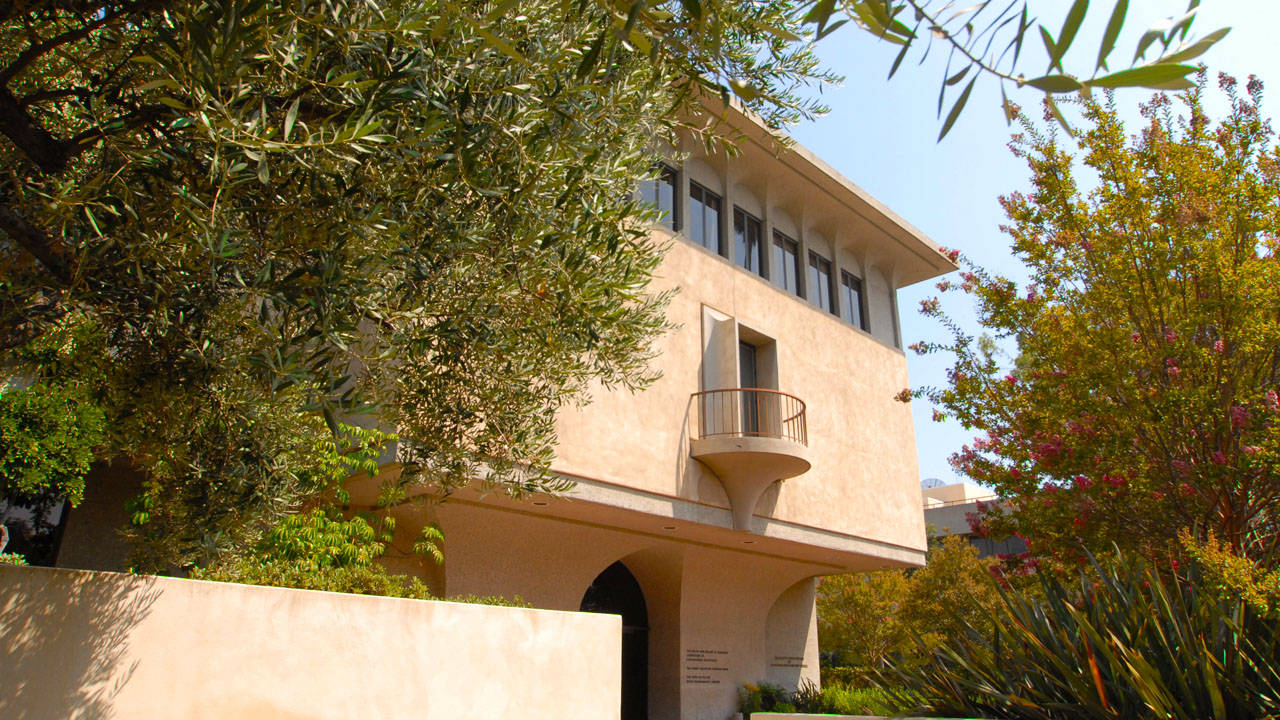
<box><xmin>0</xmin><ymin>565</ymin><xmax>621</xmax><ymax>720</ymax></box>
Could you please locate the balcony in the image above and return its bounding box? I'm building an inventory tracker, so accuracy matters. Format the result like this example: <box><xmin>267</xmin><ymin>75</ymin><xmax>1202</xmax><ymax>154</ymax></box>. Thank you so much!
<box><xmin>690</xmin><ymin>388</ymin><xmax>811</xmax><ymax>531</ymax></box>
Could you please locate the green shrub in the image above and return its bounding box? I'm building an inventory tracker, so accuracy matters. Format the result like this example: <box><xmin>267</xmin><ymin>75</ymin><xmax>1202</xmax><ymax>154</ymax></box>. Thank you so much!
<box><xmin>192</xmin><ymin>559</ymin><xmax>526</xmax><ymax>607</ymax></box>
<box><xmin>740</xmin><ymin>679</ymin><xmax>911</xmax><ymax>716</ymax></box>
<box><xmin>739</xmin><ymin>682</ymin><xmax>793</xmax><ymax>715</ymax></box>
<box><xmin>0</xmin><ymin>553</ymin><xmax>28</xmax><ymax>566</ymax></box>
<box><xmin>192</xmin><ymin>508</ymin><xmax>522</xmax><ymax>606</ymax></box>
<box><xmin>0</xmin><ymin>383</ymin><xmax>105</xmax><ymax>505</ymax></box>
<box><xmin>885</xmin><ymin>551</ymin><xmax>1280</xmax><ymax>719</ymax></box>
<box><xmin>807</xmin><ymin>683</ymin><xmax>905</xmax><ymax>715</ymax></box>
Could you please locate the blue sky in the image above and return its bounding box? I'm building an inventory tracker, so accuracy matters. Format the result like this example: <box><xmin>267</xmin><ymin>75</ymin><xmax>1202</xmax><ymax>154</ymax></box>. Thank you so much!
<box><xmin>788</xmin><ymin>2</ymin><xmax>1280</xmax><ymax>487</ymax></box>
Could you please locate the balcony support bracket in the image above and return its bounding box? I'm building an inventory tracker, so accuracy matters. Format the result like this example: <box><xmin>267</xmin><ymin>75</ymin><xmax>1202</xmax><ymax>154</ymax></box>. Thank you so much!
<box><xmin>690</xmin><ymin>436</ymin><xmax>811</xmax><ymax>532</ymax></box>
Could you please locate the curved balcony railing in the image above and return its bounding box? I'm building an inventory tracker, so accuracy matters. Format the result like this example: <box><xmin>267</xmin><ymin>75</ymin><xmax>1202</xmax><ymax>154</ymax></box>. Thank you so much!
<box><xmin>692</xmin><ymin>388</ymin><xmax>807</xmax><ymax>446</ymax></box>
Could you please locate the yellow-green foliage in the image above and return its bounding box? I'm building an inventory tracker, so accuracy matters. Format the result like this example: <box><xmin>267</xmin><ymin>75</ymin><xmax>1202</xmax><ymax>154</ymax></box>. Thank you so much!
<box><xmin>0</xmin><ymin>383</ymin><xmax>104</xmax><ymax>505</ymax></box>
<box><xmin>818</xmin><ymin>535</ymin><xmax>1002</xmax><ymax>681</ymax></box>
<box><xmin>1184</xmin><ymin>530</ymin><xmax>1280</xmax><ymax>618</ymax></box>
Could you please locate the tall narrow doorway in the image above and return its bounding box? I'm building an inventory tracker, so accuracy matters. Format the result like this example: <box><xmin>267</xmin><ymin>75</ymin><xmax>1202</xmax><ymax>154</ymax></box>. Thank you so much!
<box><xmin>740</xmin><ymin>340</ymin><xmax>759</xmax><ymax>434</ymax></box>
<box><xmin>580</xmin><ymin>561</ymin><xmax>649</xmax><ymax>720</ymax></box>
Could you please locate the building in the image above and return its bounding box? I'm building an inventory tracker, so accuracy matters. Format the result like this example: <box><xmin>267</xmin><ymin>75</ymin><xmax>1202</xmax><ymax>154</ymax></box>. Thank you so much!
<box><xmin>27</xmin><ymin>104</ymin><xmax>956</xmax><ymax>720</ymax></box>
<box><xmin>357</xmin><ymin>107</ymin><xmax>956</xmax><ymax>720</ymax></box>
<box><xmin>922</xmin><ymin>480</ymin><xmax>1028</xmax><ymax>558</ymax></box>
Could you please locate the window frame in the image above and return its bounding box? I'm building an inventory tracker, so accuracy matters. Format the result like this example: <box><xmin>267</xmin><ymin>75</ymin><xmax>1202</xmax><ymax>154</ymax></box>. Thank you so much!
<box><xmin>640</xmin><ymin>163</ymin><xmax>680</xmax><ymax>231</ymax></box>
<box><xmin>771</xmin><ymin>230</ymin><xmax>801</xmax><ymax>296</ymax></box>
<box><xmin>807</xmin><ymin>250</ymin><xmax>835</xmax><ymax>315</ymax></box>
<box><xmin>840</xmin><ymin>270</ymin><xmax>869</xmax><ymax>331</ymax></box>
<box><xmin>688</xmin><ymin>180</ymin><xmax>724</xmax><ymax>255</ymax></box>
<box><xmin>733</xmin><ymin>207</ymin><xmax>765</xmax><ymax>278</ymax></box>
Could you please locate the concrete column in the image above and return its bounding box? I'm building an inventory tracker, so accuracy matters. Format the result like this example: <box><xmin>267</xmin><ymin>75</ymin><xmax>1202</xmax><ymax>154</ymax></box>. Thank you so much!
<box><xmin>723</xmin><ymin>167</ymin><xmax>737</xmax><ymax>266</ymax></box>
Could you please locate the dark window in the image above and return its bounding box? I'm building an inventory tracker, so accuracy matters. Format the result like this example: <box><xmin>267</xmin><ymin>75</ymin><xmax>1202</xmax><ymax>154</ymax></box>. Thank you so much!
<box><xmin>734</xmin><ymin>207</ymin><xmax>764</xmax><ymax>277</ymax></box>
<box><xmin>739</xmin><ymin>340</ymin><xmax>759</xmax><ymax>433</ymax></box>
<box><xmin>640</xmin><ymin>163</ymin><xmax>679</xmax><ymax>230</ymax></box>
<box><xmin>688</xmin><ymin>182</ymin><xmax>723</xmax><ymax>254</ymax></box>
<box><xmin>772</xmin><ymin>231</ymin><xmax>800</xmax><ymax>295</ymax></box>
<box><xmin>840</xmin><ymin>270</ymin><xmax>868</xmax><ymax>331</ymax></box>
<box><xmin>808</xmin><ymin>251</ymin><xmax>835</xmax><ymax>314</ymax></box>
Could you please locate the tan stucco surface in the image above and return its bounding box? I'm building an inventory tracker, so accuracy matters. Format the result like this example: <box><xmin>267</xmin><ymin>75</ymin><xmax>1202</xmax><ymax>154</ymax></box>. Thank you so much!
<box><xmin>0</xmin><ymin>565</ymin><xmax>620</xmax><ymax>720</ymax></box>
<box><xmin>426</xmin><ymin>499</ymin><xmax>824</xmax><ymax>720</ymax></box>
<box><xmin>554</xmin><ymin>239</ymin><xmax>928</xmax><ymax>555</ymax></box>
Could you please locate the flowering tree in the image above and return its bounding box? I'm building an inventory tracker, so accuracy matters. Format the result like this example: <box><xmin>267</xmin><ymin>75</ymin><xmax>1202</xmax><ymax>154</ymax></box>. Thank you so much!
<box><xmin>913</xmin><ymin>73</ymin><xmax>1280</xmax><ymax>565</ymax></box>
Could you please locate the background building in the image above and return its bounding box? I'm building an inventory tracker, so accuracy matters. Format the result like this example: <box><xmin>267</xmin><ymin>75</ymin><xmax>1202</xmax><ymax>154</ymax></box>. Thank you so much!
<box><xmin>922</xmin><ymin>480</ymin><xmax>1028</xmax><ymax>559</ymax></box>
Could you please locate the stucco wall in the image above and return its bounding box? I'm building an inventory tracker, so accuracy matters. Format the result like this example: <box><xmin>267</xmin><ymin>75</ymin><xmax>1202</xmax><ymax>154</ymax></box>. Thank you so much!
<box><xmin>553</xmin><ymin>239</ymin><xmax>926</xmax><ymax>553</ymax></box>
<box><xmin>0</xmin><ymin>565</ymin><xmax>620</xmax><ymax>720</ymax></box>
<box><xmin>430</xmin><ymin>499</ymin><xmax>825</xmax><ymax>720</ymax></box>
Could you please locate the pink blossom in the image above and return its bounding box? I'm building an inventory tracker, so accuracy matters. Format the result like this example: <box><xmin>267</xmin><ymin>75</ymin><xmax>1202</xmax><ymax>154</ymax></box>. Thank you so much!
<box><xmin>1244</xmin><ymin>445</ymin><xmax>1260</xmax><ymax>455</ymax></box>
<box><xmin>1131</xmin><ymin>332</ymin><xmax>1142</xmax><ymax>343</ymax></box>
<box><xmin>1073</xmin><ymin>474</ymin><xmax>1092</xmax><ymax>489</ymax></box>
<box><xmin>1267</xmin><ymin>390</ymin><xmax>1280</xmax><ymax>411</ymax></box>
<box><xmin>1212</xmin><ymin>450</ymin><xmax>1228</xmax><ymax>465</ymax></box>
<box><xmin>1231</xmin><ymin>405</ymin><xmax>1250</xmax><ymax>429</ymax></box>
<box><xmin>1214</xmin><ymin>340</ymin><xmax>1225</xmax><ymax>353</ymax></box>
<box><xmin>1165</xmin><ymin>329</ymin><xmax>1178</xmax><ymax>342</ymax></box>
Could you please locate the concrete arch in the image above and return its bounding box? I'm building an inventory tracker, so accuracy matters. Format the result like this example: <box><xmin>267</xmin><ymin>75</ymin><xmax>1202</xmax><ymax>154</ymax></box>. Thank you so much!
<box><xmin>579</xmin><ymin>546</ymin><xmax>684</xmax><ymax>720</ymax></box>
<box><xmin>763</xmin><ymin>576</ymin><xmax>821</xmax><ymax>689</ymax></box>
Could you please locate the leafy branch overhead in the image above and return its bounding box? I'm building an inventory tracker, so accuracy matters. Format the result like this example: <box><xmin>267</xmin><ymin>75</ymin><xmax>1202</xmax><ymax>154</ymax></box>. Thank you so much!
<box><xmin>452</xmin><ymin>1</ymin><xmax>1228</xmax><ymax>139</ymax></box>
<box><xmin>802</xmin><ymin>0</ymin><xmax>1230</xmax><ymax>138</ymax></box>
<box><xmin>2</xmin><ymin>0</ymin><xmax>834</xmax><ymax>568</ymax></box>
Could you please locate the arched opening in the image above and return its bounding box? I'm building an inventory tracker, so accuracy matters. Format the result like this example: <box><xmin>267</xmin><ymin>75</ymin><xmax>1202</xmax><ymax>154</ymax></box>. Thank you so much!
<box><xmin>580</xmin><ymin>561</ymin><xmax>649</xmax><ymax>720</ymax></box>
<box><xmin>764</xmin><ymin>576</ymin><xmax>820</xmax><ymax>690</ymax></box>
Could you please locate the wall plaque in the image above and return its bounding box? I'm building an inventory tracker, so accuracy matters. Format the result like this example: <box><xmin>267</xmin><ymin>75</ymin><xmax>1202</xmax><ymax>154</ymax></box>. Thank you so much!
<box><xmin>683</xmin><ymin>648</ymin><xmax>730</xmax><ymax>685</ymax></box>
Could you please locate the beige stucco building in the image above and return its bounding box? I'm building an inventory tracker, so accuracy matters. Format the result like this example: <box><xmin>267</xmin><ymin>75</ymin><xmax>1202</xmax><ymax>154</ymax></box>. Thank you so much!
<box><xmin>30</xmin><ymin>106</ymin><xmax>955</xmax><ymax>720</ymax></box>
<box><xmin>363</xmin><ymin>108</ymin><xmax>956</xmax><ymax>720</ymax></box>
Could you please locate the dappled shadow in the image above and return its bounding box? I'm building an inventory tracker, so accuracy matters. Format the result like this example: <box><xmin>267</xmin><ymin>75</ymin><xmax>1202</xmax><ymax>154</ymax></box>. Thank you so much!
<box><xmin>0</xmin><ymin>567</ymin><xmax>160</xmax><ymax>720</ymax></box>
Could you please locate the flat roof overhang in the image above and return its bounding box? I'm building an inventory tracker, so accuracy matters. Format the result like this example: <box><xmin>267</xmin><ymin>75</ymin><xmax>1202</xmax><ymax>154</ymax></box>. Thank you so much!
<box><xmin>683</xmin><ymin>98</ymin><xmax>959</xmax><ymax>288</ymax></box>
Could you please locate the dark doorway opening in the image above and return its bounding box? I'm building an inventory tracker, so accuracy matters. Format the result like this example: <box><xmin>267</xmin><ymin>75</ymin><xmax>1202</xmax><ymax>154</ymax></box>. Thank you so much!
<box><xmin>739</xmin><ymin>340</ymin><xmax>759</xmax><ymax>434</ymax></box>
<box><xmin>580</xmin><ymin>561</ymin><xmax>649</xmax><ymax>720</ymax></box>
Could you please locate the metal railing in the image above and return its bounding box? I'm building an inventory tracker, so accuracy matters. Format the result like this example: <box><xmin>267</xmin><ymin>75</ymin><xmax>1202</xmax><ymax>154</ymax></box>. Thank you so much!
<box><xmin>923</xmin><ymin>495</ymin><xmax>1000</xmax><ymax>509</ymax></box>
<box><xmin>692</xmin><ymin>388</ymin><xmax>807</xmax><ymax>446</ymax></box>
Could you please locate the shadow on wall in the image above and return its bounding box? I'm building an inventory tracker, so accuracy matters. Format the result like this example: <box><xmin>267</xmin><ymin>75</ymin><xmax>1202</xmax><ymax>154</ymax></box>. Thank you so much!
<box><xmin>0</xmin><ymin>568</ymin><xmax>159</xmax><ymax>720</ymax></box>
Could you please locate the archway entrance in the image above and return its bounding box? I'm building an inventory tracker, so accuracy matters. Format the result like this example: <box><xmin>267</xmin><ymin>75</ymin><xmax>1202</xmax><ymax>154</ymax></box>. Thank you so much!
<box><xmin>580</xmin><ymin>561</ymin><xmax>649</xmax><ymax>720</ymax></box>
